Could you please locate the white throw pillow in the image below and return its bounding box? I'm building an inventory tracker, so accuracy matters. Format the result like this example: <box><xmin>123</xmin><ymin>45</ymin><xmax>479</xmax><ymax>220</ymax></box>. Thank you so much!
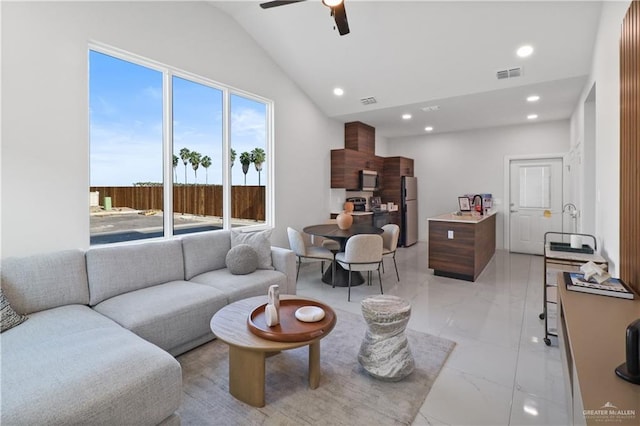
<box><xmin>230</xmin><ymin>229</ymin><xmax>274</xmax><ymax>270</ymax></box>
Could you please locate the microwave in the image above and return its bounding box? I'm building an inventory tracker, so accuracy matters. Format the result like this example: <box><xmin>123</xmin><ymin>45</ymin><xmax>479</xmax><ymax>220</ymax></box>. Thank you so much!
<box><xmin>359</xmin><ymin>170</ymin><xmax>379</xmax><ymax>191</ymax></box>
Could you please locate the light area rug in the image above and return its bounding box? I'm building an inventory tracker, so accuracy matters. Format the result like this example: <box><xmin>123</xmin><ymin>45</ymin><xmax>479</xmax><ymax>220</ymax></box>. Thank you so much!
<box><xmin>177</xmin><ymin>309</ymin><xmax>455</xmax><ymax>425</ymax></box>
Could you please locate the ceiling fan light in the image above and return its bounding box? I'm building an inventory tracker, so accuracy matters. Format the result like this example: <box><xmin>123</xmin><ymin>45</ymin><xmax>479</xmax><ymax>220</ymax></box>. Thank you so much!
<box><xmin>322</xmin><ymin>0</ymin><xmax>343</xmax><ymax>7</ymax></box>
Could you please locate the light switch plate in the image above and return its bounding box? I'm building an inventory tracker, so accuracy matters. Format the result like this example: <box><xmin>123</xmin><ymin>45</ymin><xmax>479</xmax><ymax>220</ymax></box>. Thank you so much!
<box><xmin>447</xmin><ymin>230</ymin><xmax>454</xmax><ymax>239</ymax></box>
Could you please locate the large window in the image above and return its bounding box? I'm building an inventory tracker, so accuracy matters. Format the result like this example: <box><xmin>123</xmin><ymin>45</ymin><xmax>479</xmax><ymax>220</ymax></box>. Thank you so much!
<box><xmin>89</xmin><ymin>46</ymin><xmax>272</xmax><ymax>245</ymax></box>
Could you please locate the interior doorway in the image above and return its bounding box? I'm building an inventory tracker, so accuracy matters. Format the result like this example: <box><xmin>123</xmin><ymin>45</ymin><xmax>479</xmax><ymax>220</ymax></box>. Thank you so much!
<box><xmin>507</xmin><ymin>157</ymin><xmax>564</xmax><ymax>255</ymax></box>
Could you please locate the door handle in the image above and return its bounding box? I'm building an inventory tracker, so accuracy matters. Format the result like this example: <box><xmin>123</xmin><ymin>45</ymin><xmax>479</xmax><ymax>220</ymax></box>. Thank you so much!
<box><xmin>510</xmin><ymin>210</ymin><xmax>519</xmax><ymax>213</ymax></box>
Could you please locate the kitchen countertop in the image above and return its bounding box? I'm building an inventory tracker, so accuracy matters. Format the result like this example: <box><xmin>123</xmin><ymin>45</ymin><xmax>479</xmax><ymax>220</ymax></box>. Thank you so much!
<box><xmin>330</xmin><ymin>211</ymin><xmax>373</xmax><ymax>216</ymax></box>
<box><xmin>428</xmin><ymin>210</ymin><xmax>497</xmax><ymax>224</ymax></box>
<box><xmin>331</xmin><ymin>210</ymin><xmax>400</xmax><ymax>216</ymax></box>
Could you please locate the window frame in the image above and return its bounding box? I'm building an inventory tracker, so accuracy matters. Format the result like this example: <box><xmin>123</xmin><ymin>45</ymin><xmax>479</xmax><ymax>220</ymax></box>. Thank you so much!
<box><xmin>89</xmin><ymin>42</ymin><xmax>274</xmax><ymax>243</ymax></box>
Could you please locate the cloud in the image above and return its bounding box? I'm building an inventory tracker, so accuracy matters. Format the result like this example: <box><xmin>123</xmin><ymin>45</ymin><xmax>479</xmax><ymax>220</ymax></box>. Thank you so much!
<box><xmin>231</xmin><ymin>107</ymin><xmax>266</xmax><ymax>141</ymax></box>
<box><xmin>143</xmin><ymin>86</ymin><xmax>163</xmax><ymax>101</ymax></box>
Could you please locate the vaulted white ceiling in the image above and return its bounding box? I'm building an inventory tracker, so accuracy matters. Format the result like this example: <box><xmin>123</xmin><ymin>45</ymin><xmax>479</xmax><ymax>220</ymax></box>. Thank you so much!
<box><xmin>213</xmin><ymin>1</ymin><xmax>602</xmax><ymax>138</ymax></box>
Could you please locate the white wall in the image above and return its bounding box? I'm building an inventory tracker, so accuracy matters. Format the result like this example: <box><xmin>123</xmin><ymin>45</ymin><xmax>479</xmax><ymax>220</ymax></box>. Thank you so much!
<box><xmin>569</xmin><ymin>0</ymin><xmax>631</xmax><ymax>275</ymax></box>
<box><xmin>1</xmin><ymin>1</ymin><xmax>342</xmax><ymax>257</ymax></box>
<box><xmin>385</xmin><ymin>120</ymin><xmax>570</xmax><ymax>248</ymax></box>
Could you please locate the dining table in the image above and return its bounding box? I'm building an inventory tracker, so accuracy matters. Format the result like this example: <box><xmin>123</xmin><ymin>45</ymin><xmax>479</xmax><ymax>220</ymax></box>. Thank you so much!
<box><xmin>302</xmin><ymin>223</ymin><xmax>384</xmax><ymax>287</ymax></box>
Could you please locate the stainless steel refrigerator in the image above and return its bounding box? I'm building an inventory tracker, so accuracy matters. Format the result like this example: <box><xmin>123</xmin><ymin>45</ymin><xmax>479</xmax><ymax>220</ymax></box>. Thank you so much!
<box><xmin>401</xmin><ymin>176</ymin><xmax>418</xmax><ymax>247</ymax></box>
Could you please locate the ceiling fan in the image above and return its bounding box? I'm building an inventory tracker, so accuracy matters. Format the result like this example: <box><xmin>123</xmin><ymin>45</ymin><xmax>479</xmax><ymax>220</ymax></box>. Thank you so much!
<box><xmin>259</xmin><ymin>0</ymin><xmax>350</xmax><ymax>36</ymax></box>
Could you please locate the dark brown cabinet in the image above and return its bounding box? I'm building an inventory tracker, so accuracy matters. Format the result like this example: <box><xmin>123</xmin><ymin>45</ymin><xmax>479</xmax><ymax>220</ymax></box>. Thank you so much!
<box><xmin>345</xmin><ymin>121</ymin><xmax>375</xmax><ymax>155</ymax></box>
<box><xmin>331</xmin><ymin>149</ymin><xmax>370</xmax><ymax>190</ymax></box>
<box><xmin>380</xmin><ymin>156</ymin><xmax>414</xmax><ymax>208</ymax></box>
<box><xmin>428</xmin><ymin>213</ymin><xmax>496</xmax><ymax>281</ymax></box>
<box><xmin>330</xmin><ymin>123</ymin><xmax>412</xmax><ymax>193</ymax></box>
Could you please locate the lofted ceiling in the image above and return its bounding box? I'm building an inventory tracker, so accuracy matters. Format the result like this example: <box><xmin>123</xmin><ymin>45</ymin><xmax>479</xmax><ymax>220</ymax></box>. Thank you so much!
<box><xmin>212</xmin><ymin>1</ymin><xmax>602</xmax><ymax>138</ymax></box>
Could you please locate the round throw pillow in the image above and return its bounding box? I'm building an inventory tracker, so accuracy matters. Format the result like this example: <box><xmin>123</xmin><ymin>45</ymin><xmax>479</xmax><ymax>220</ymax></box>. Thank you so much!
<box><xmin>226</xmin><ymin>244</ymin><xmax>259</xmax><ymax>275</ymax></box>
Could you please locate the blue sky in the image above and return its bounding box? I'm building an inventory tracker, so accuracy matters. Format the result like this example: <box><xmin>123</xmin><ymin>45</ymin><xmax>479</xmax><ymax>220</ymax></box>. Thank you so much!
<box><xmin>90</xmin><ymin>50</ymin><xmax>268</xmax><ymax>187</ymax></box>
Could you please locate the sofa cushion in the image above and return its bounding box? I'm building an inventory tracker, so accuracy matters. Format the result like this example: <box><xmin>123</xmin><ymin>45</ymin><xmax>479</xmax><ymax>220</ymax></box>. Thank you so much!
<box><xmin>0</xmin><ymin>289</ymin><xmax>27</xmax><ymax>332</ymax></box>
<box><xmin>231</xmin><ymin>229</ymin><xmax>274</xmax><ymax>270</ymax></box>
<box><xmin>181</xmin><ymin>230</ymin><xmax>232</xmax><ymax>280</ymax></box>
<box><xmin>92</xmin><ymin>280</ymin><xmax>227</xmax><ymax>355</ymax></box>
<box><xmin>86</xmin><ymin>239</ymin><xmax>185</xmax><ymax>306</ymax></box>
<box><xmin>190</xmin><ymin>268</ymin><xmax>286</xmax><ymax>304</ymax></box>
<box><xmin>226</xmin><ymin>244</ymin><xmax>258</xmax><ymax>275</ymax></box>
<box><xmin>0</xmin><ymin>249</ymin><xmax>89</xmax><ymax>314</ymax></box>
<box><xmin>0</xmin><ymin>305</ymin><xmax>181</xmax><ymax>425</ymax></box>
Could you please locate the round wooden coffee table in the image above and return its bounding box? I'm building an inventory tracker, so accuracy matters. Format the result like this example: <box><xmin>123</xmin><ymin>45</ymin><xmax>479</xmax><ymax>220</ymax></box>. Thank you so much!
<box><xmin>210</xmin><ymin>295</ymin><xmax>337</xmax><ymax>407</ymax></box>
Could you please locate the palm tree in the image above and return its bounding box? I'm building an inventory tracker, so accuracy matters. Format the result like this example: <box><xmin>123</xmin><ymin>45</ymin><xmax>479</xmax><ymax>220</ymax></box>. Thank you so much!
<box><xmin>230</xmin><ymin>148</ymin><xmax>236</xmax><ymax>168</ymax></box>
<box><xmin>251</xmin><ymin>148</ymin><xmax>266</xmax><ymax>186</ymax></box>
<box><xmin>179</xmin><ymin>148</ymin><xmax>191</xmax><ymax>185</ymax></box>
<box><xmin>172</xmin><ymin>154</ymin><xmax>179</xmax><ymax>183</ymax></box>
<box><xmin>189</xmin><ymin>151</ymin><xmax>201</xmax><ymax>183</ymax></box>
<box><xmin>201</xmin><ymin>155</ymin><xmax>212</xmax><ymax>185</ymax></box>
<box><xmin>240</xmin><ymin>152</ymin><xmax>251</xmax><ymax>185</ymax></box>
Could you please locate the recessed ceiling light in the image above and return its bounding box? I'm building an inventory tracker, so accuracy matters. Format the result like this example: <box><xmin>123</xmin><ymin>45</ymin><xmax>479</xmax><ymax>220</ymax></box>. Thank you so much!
<box><xmin>527</xmin><ymin>114</ymin><xmax>538</xmax><ymax>120</ymax></box>
<box><xmin>333</xmin><ymin>87</ymin><xmax>344</xmax><ymax>96</ymax></box>
<box><xmin>517</xmin><ymin>45</ymin><xmax>534</xmax><ymax>58</ymax></box>
<box><xmin>527</xmin><ymin>95</ymin><xmax>540</xmax><ymax>102</ymax></box>
<box><xmin>322</xmin><ymin>0</ymin><xmax>343</xmax><ymax>7</ymax></box>
<box><xmin>425</xmin><ymin>126</ymin><xmax>434</xmax><ymax>132</ymax></box>
<box><xmin>402</xmin><ymin>114</ymin><xmax>412</xmax><ymax>120</ymax></box>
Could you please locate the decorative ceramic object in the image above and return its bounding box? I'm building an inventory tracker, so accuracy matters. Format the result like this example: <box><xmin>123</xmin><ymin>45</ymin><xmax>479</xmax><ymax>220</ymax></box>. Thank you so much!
<box><xmin>295</xmin><ymin>306</ymin><xmax>326</xmax><ymax>322</ymax></box>
<box><xmin>344</xmin><ymin>201</ymin><xmax>355</xmax><ymax>213</ymax></box>
<box><xmin>265</xmin><ymin>285</ymin><xmax>280</xmax><ymax>327</ymax></box>
<box><xmin>336</xmin><ymin>211</ymin><xmax>353</xmax><ymax>230</ymax></box>
<box><xmin>268</xmin><ymin>285</ymin><xmax>280</xmax><ymax>310</ymax></box>
<box><xmin>265</xmin><ymin>304</ymin><xmax>279</xmax><ymax>327</ymax></box>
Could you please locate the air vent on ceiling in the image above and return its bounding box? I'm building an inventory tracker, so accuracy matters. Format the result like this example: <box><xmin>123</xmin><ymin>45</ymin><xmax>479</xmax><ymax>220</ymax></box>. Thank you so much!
<box><xmin>360</xmin><ymin>97</ymin><xmax>377</xmax><ymax>105</ymax></box>
<box><xmin>496</xmin><ymin>67</ymin><xmax>523</xmax><ymax>80</ymax></box>
<box><xmin>421</xmin><ymin>105</ymin><xmax>440</xmax><ymax>112</ymax></box>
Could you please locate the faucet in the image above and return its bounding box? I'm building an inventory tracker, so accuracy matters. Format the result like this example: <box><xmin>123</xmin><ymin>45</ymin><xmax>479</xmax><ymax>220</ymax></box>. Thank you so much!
<box><xmin>473</xmin><ymin>194</ymin><xmax>483</xmax><ymax>216</ymax></box>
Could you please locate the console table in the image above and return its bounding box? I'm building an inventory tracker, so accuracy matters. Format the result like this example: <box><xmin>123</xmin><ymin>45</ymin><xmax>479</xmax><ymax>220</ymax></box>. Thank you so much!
<box><xmin>557</xmin><ymin>274</ymin><xmax>640</xmax><ymax>425</ymax></box>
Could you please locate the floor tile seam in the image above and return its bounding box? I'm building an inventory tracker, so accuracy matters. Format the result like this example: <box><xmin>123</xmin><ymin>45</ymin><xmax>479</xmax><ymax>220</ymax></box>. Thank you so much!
<box><xmin>437</xmin><ymin>329</ymin><xmax>519</xmax><ymax>352</ymax></box>
<box><xmin>507</xmin><ymin>254</ymin><xmax>534</xmax><ymax>425</ymax></box>
<box><xmin>445</xmin><ymin>363</ymin><xmax>517</xmax><ymax>390</ymax></box>
<box><xmin>440</xmin><ymin>366</ymin><xmax>515</xmax><ymax>394</ymax></box>
<box><xmin>421</xmin><ymin>412</ymin><xmax>452</xmax><ymax>426</ymax></box>
<box><xmin>511</xmin><ymin>386</ymin><xmax>569</xmax><ymax>409</ymax></box>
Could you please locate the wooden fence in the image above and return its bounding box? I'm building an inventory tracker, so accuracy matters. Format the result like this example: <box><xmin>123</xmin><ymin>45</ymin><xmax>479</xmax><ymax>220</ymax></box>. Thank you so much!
<box><xmin>90</xmin><ymin>185</ymin><xmax>265</xmax><ymax>221</ymax></box>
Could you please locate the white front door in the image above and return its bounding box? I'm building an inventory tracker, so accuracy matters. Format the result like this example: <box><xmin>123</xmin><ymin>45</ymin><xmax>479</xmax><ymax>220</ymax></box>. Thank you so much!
<box><xmin>509</xmin><ymin>158</ymin><xmax>563</xmax><ymax>254</ymax></box>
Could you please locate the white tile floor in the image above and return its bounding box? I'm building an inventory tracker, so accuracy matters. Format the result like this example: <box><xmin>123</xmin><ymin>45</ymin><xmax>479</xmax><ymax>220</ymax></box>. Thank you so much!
<box><xmin>295</xmin><ymin>242</ymin><xmax>569</xmax><ymax>426</ymax></box>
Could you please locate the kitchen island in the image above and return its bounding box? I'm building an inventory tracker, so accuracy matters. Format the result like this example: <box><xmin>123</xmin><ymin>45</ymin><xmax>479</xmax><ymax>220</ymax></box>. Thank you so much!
<box><xmin>428</xmin><ymin>211</ymin><xmax>497</xmax><ymax>282</ymax></box>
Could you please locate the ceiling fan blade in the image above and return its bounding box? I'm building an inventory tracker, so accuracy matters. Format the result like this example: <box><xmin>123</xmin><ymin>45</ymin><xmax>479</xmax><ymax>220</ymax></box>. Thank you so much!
<box><xmin>260</xmin><ymin>0</ymin><xmax>306</xmax><ymax>9</ymax></box>
<box><xmin>331</xmin><ymin>2</ymin><xmax>350</xmax><ymax>36</ymax></box>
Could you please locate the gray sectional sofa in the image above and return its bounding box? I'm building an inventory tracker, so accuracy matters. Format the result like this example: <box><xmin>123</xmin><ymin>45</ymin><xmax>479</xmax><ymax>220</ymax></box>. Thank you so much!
<box><xmin>0</xmin><ymin>229</ymin><xmax>296</xmax><ymax>425</ymax></box>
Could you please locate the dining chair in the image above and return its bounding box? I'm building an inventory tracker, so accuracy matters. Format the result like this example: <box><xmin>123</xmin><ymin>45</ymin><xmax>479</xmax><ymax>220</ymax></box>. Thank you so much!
<box><xmin>287</xmin><ymin>227</ymin><xmax>335</xmax><ymax>282</ymax></box>
<box><xmin>381</xmin><ymin>224</ymin><xmax>400</xmax><ymax>282</ymax></box>
<box><xmin>335</xmin><ymin>234</ymin><xmax>383</xmax><ymax>302</ymax></box>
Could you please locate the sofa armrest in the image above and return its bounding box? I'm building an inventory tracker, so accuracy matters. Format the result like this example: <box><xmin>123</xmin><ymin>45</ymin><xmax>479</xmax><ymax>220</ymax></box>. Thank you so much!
<box><xmin>271</xmin><ymin>246</ymin><xmax>297</xmax><ymax>295</ymax></box>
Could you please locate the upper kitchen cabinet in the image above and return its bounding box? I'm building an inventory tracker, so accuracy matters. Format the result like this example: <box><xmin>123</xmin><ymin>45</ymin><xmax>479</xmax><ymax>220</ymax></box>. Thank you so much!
<box><xmin>331</xmin><ymin>149</ymin><xmax>370</xmax><ymax>190</ymax></box>
<box><xmin>383</xmin><ymin>157</ymin><xmax>414</xmax><ymax>177</ymax></box>
<box><xmin>345</xmin><ymin>121</ymin><xmax>375</xmax><ymax>155</ymax></box>
<box><xmin>381</xmin><ymin>157</ymin><xmax>414</xmax><ymax>207</ymax></box>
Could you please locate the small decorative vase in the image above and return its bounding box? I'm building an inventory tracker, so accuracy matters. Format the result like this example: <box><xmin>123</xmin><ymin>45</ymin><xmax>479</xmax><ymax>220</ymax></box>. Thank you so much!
<box><xmin>336</xmin><ymin>211</ymin><xmax>353</xmax><ymax>230</ymax></box>
<box><xmin>344</xmin><ymin>201</ymin><xmax>355</xmax><ymax>213</ymax></box>
<box><xmin>266</xmin><ymin>285</ymin><xmax>280</xmax><ymax>327</ymax></box>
